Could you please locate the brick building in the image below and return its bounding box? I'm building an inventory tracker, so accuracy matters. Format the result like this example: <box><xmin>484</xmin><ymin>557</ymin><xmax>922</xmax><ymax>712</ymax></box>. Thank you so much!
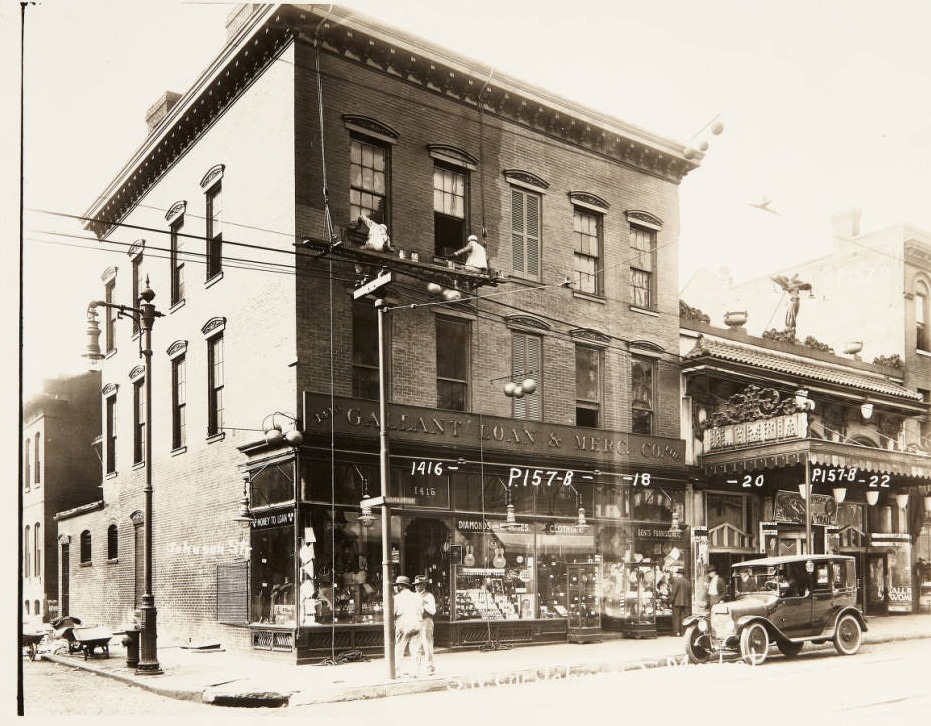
<box><xmin>22</xmin><ymin>370</ymin><xmax>101</xmax><ymax>626</ymax></box>
<box><xmin>60</xmin><ymin>4</ymin><xmax>703</xmax><ymax>662</ymax></box>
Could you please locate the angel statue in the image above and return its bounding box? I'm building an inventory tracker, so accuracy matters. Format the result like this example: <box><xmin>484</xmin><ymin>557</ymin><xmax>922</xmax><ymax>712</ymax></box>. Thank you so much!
<box><xmin>771</xmin><ymin>273</ymin><xmax>812</xmax><ymax>337</ymax></box>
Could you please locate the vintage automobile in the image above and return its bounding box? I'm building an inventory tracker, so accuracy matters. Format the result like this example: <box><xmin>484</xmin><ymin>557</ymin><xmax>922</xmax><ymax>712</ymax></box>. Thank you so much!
<box><xmin>683</xmin><ymin>554</ymin><xmax>867</xmax><ymax>665</ymax></box>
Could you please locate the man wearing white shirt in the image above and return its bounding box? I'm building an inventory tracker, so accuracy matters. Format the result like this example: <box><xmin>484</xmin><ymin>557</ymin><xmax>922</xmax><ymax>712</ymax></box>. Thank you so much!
<box><xmin>413</xmin><ymin>575</ymin><xmax>437</xmax><ymax>675</ymax></box>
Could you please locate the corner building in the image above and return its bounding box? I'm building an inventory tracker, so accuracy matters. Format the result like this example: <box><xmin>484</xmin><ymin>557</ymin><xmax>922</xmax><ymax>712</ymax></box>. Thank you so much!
<box><xmin>60</xmin><ymin>4</ymin><xmax>702</xmax><ymax>663</ymax></box>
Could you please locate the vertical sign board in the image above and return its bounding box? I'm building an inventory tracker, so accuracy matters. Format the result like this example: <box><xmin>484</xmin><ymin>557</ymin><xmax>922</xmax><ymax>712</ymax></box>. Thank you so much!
<box><xmin>872</xmin><ymin>533</ymin><xmax>913</xmax><ymax>613</ymax></box>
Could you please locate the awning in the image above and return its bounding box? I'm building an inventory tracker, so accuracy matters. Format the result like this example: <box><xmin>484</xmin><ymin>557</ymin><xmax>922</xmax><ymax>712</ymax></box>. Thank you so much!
<box><xmin>701</xmin><ymin>437</ymin><xmax>931</xmax><ymax>482</ymax></box>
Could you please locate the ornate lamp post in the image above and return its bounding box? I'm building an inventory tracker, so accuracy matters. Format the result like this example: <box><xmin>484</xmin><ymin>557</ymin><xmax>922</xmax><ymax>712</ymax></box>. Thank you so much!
<box><xmin>86</xmin><ymin>279</ymin><xmax>162</xmax><ymax>674</ymax></box>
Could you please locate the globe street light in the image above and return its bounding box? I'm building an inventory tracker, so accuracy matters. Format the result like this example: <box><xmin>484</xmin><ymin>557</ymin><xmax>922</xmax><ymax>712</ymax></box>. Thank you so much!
<box><xmin>86</xmin><ymin>279</ymin><xmax>162</xmax><ymax>674</ymax></box>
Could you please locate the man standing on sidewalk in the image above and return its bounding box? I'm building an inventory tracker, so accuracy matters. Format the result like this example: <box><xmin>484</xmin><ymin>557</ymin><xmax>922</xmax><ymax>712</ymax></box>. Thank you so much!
<box><xmin>393</xmin><ymin>576</ymin><xmax>423</xmax><ymax>677</ymax></box>
<box><xmin>414</xmin><ymin>575</ymin><xmax>436</xmax><ymax>675</ymax></box>
<box><xmin>669</xmin><ymin>567</ymin><xmax>690</xmax><ymax>636</ymax></box>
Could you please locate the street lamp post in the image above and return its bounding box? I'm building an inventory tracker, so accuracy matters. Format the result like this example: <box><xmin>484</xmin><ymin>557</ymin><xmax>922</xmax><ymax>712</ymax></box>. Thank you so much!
<box><xmin>86</xmin><ymin>279</ymin><xmax>162</xmax><ymax>674</ymax></box>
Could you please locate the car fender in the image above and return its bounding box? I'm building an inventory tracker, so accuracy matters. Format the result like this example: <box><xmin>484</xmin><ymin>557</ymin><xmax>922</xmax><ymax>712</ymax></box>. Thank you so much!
<box><xmin>682</xmin><ymin>613</ymin><xmax>708</xmax><ymax>629</ymax></box>
<box><xmin>735</xmin><ymin>615</ymin><xmax>789</xmax><ymax>643</ymax></box>
<box><xmin>833</xmin><ymin>607</ymin><xmax>868</xmax><ymax>633</ymax></box>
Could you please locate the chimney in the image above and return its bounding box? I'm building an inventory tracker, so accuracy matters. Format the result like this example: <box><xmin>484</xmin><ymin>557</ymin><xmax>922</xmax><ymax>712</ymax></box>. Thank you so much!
<box><xmin>145</xmin><ymin>91</ymin><xmax>182</xmax><ymax>134</ymax></box>
<box><xmin>831</xmin><ymin>208</ymin><xmax>861</xmax><ymax>240</ymax></box>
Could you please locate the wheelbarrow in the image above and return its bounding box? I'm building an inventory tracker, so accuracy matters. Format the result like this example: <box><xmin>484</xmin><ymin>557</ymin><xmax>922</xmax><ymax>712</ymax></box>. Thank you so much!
<box><xmin>21</xmin><ymin>630</ymin><xmax>47</xmax><ymax>661</ymax></box>
<box><xmin>63</xmin><ymin>626</ymin><xmax>114</xmax><ymax>660</ymax></box>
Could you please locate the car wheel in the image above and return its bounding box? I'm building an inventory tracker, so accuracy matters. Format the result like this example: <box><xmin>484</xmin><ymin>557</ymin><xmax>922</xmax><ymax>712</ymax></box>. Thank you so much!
<box><xmin>739</xmin><ymin>623</ymin><xmax>769</xmax><ymax>665</ymax></box>
<box><xmin>684</xmin><ymin>624</ymin><xmax>712</xmax><ymax>664</ymax></box>
<box><xmin>777</xmin><ymin>640</ymin><xmax>804</xmax><ymax>657</ymax></box>
<box><xmin>833</xmin><ymin>613</ymin><xmax>862</xmax><ymax>656</ymax></box>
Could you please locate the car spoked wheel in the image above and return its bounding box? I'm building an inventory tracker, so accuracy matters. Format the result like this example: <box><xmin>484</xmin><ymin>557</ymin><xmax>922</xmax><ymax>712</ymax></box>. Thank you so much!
<box><xmin>739</xmin><ymin>623</ymin><xmax>769</xmax><ymax>665</ymax></box>
<box><xmin>684</xmin><ymin>624</ymin><xmax>713</xmax><ymax>664</ymax></box>
<box><xmin>833</xmin><ymin>613</ymin><xmax>862</xmax><ymax>655</ymax></box>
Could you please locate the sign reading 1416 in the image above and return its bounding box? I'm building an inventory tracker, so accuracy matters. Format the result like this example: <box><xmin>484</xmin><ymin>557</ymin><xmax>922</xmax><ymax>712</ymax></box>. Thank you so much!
<box><xmin>410</xmin><ymin>460</ymin><xmax>445</xmax><ymax>476</ymax></box>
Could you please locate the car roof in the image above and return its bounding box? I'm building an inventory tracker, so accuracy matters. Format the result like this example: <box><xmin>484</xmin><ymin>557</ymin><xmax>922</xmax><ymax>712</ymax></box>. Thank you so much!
<box><xmin>732</xmin><ymin>554</ymin><xmax>855</xmax><ymax>569</ymax></box>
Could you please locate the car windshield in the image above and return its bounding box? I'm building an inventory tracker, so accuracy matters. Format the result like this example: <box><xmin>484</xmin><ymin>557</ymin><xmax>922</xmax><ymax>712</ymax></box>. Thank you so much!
<box><xmin>732</xmin><ymin>566</ymin><xmax>779</xmax><ymax>594</ymax></box>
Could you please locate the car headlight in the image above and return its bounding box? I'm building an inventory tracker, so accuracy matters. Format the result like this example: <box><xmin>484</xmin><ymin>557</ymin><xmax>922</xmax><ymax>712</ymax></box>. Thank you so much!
<box><xmin>697</xmin><ymin>619</ymin><xmax>708</xmax><ymax>633</ymax></box>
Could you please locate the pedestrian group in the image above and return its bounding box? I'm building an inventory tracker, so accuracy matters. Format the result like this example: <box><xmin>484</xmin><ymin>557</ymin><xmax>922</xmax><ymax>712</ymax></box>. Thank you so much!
<box><xmin>393</xmin><ymin>574</ymin><xmax>436</xmax><ymax>678</ymax></box>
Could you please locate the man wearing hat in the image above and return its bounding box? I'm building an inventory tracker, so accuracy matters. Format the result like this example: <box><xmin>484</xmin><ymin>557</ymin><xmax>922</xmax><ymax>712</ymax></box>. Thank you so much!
<box><xmin>392</xmin><ymin>575</ymin><xmax>423</xmax><ymax>677</ymax></box>
<box><xmin>413</xmin><ymin>575</ymin><xmax>437</xmax><ymax>675</ymax></box>
<box><xmin>707</xmin><ymin>565</ymin><xmax>726</xmax><ymax>608</ymax></box>
<box><xmin>453</xmin><ymin>234</ymin><xmax>488</xmax><ymax>271</ymax></box>
<box><xmin>668</xmin><ymin>567</ymin><xmax>690</xmax><ymax>636</ymax></box>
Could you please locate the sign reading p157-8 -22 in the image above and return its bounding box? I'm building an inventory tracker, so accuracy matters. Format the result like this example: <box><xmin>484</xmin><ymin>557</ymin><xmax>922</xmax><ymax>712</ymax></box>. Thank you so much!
<box><xmin>811</xmin><ymin>466</ymin><xmax>890</xmax><ymax>488</ymax></box>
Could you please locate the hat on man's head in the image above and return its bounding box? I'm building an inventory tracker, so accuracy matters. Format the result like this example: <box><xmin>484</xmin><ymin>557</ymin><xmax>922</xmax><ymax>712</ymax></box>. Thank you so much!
<box><xmin>413</xmin><ymin>575</ymin><xmax>429</xmax><ymax>586</ymax></box>
<box><xmin>467</xmin><ymin>234</ymin><xmax>478</xmax><ymax>242</ymax></box>
<box><xmin>394</xmin><ymin>575</ymin><xmax>412</xmax><ymax>587</ymax></box>
<box><xmin>707</xmin><ymin>565</ymin><xmax>717</xmax><ymax>573</ymax></box>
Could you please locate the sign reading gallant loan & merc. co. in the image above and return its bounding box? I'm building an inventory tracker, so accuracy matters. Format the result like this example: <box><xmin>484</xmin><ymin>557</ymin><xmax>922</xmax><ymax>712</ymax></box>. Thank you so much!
<box><xmin>302</xmin><ymin>392</ymin><xmax>685</xmax><ymax>468</ymax></box>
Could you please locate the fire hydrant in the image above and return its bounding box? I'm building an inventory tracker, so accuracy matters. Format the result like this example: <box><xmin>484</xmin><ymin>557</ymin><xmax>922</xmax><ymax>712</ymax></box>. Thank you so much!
<box><xmin>120</xmin><ymin>629</ymin><xmax>141</xmax><ymax>668</ymax></box>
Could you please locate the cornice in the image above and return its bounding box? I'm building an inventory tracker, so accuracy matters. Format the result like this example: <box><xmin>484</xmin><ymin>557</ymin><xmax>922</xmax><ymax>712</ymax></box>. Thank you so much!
<box><xmin>84</xmin><ymin>4</ymin><xmax>699</xmax><ymax>238</ymax></box>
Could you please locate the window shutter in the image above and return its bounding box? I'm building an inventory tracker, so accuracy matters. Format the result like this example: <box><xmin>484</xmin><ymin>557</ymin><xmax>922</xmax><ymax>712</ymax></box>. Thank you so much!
<box><xmin>526</xmin><ymin>194</ymin><xmax>540</xmax><ymax>278</ymax></box>
<box><xmin>511</xmin><ymin>189</ymin><xmax>525</xmax><ymax>273</ymax></box>
<box><xmin>217</xmin><ymin>561</ymin><xmax>250</xmax><ymax>625</ymax></box>
<box><xmin>512</xmin><ymin>332</ymin><xmax>542</xmax><ymax>421</ymax></box>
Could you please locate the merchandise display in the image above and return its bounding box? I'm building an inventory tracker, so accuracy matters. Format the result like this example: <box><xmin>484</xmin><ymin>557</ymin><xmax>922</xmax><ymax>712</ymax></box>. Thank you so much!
<box><xmin>567</xmin><ymin>562</ymin><xmax>602</xmax><ymax>641</ymax></box>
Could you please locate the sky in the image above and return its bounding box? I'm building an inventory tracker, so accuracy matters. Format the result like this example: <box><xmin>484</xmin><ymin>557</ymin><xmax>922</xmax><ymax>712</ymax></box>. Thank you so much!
<box><xmin>4</xmin><ymin>0</ymin><xmax>931</xmax><ymax>399</ymax></box>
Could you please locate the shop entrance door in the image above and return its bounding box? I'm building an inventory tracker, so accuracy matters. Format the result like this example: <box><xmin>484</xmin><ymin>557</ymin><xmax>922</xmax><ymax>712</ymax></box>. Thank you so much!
<box><xmin>865</xmin><ymin>553</ymin><xmax>888</xmax><ymax>615</ymax></box>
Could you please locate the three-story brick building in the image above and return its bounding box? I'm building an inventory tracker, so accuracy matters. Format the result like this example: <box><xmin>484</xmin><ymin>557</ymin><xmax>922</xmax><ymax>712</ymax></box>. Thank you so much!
<box><xmin>59</xmin><ymin>4</ymin><xmax>703</xmax><ymax>662</ymax></box>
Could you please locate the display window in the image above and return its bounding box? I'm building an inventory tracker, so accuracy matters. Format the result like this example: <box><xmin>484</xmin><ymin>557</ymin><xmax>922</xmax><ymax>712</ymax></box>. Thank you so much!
<box><xmin>250</xmin><ymin>517</ymin><xmax>295</xmax><ymax>625</ymax></box>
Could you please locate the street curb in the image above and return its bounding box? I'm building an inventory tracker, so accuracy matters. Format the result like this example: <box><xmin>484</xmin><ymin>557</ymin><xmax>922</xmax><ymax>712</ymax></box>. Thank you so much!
<box><xmin>38</xmin><ymin>630</ymin><xmax>931</xmax><ymax>708</ymax></box>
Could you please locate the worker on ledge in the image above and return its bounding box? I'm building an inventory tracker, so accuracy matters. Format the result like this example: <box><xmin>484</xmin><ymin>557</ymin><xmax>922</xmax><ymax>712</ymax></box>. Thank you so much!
<box><xmin>452</xmin><ymin>233</ymin><xmax>488</xmax><ymax>271</ymax></box>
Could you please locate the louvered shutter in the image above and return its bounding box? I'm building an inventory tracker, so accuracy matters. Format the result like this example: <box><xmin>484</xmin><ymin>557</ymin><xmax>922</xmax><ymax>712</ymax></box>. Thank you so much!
<box><xmin>512</xmin><ymin>333</ymin><xmax>542</xmax><ymax>421</ymax></box>
<box><xmin>511</xmin><ymin>189</ymin><xmax>541</xmax><ymax>280</ymax></box>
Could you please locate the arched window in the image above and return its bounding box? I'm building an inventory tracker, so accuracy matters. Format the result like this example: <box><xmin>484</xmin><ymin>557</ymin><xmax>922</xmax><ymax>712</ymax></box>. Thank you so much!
<box><xmin>80</xmin><ymin>530</ymin><xmax>92</xmax><ymax>563</ymax></box>
<box><xmin>34</xmin><ymin>432</ymin><xmax>41</xmax><ymax>484</ymax></box>
<box><xmin>34</xmin><ymin>523</ymin><xmax>41</xmax><ymax>577</ymax></box>
<box><xmin>107</xmin><ymin>524</ymin><xmax>119</xmax><ymax>560</ymax></box>
<box><xmin>916</xmin><ymin>281</ymin><xmax>930</xmax><ymax>351</ymax></box>
<box><xmin>24</xmin><ymin>439</ymin><xmax>30</xmax><ymax>489</ymax></box>
<box><xmin>24</xmin><ymin>525</ymin><xmax>31</xmax><ymax>576</ymax></box>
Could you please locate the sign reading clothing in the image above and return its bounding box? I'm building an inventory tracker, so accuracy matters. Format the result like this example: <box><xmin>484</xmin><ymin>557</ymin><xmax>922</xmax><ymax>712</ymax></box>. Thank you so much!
<box><xmin>303</xmin><ymin>392</ymin><xmax>686</xmax><ymax>467</ymax></box>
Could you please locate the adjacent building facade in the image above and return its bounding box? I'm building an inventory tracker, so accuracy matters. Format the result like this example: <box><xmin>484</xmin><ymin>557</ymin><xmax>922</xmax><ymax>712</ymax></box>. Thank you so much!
<box><xmin>22</xmin><ymin>371</ymin><xmax>101</xmax><ymax>626</ymax></box>
<box><xmin>58</xmin><ymin>4</ymin><xmax>704</xmax><ymax>661</ymax></box>
<box><xmin>679</xmin><ymin>300</ymin><xmax>931</xmax><ymax>616</ymax></box>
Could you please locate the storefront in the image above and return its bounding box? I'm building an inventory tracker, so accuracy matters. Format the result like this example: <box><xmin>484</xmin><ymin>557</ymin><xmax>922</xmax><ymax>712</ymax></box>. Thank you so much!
<box><xmin>238</xmin><ymin>393</ymin><xmax>692</xmax><ymax>661</ymax></box>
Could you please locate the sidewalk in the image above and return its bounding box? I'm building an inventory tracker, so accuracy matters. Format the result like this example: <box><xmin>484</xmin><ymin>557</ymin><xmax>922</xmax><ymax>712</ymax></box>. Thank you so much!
<box><xmin>37</xmin><ymin>614</ymin><xmax>931</xmax><ymax>708</ymax></box>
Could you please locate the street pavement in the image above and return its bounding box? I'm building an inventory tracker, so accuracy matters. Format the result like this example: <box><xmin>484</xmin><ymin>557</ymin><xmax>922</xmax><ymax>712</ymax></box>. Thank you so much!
<box><xmin>31</xmin><ymin>613</ymin><xmax>931</xmax><ymax>708</ymax></box>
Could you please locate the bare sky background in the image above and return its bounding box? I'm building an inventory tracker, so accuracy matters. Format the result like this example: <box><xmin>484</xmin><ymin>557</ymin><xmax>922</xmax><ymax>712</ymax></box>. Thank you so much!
<box><xmin>4</xmin><ymin>0</ymin><xmax>931</xmax><ymax>398</ymax></box>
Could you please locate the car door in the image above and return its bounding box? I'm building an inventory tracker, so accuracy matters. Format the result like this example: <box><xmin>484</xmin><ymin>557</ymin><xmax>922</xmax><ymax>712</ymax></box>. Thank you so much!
<box><xmin>810</xmin><ymin>561</ymin><xmax>835</xmax><ymax>635</ymax></box>
<box><xmin>775</xmin><ymin>562</ymin><xmax>812</xmax><ymax>635</ymax></box>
